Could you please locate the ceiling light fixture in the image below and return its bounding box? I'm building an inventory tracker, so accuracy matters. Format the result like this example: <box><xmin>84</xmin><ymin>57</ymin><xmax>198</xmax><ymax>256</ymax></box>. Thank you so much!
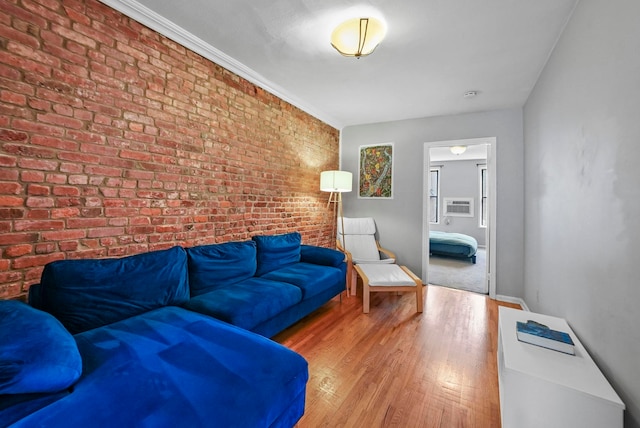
<box><xmin>330</xmin><ymin>17</ymin><xmax>386</xmax><ymax>58</ymax></box>
<box><xmin>450</xmin><ymin>146</ymin><xmax>467</xmax><ymax>155</ymax></box>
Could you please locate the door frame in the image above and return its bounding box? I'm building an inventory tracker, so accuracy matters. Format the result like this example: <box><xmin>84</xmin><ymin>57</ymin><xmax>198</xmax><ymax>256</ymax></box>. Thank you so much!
<box><xmin>422</xmin><ymin>137</ymin><xmax>497</xmax><ymax>298</ymax></box>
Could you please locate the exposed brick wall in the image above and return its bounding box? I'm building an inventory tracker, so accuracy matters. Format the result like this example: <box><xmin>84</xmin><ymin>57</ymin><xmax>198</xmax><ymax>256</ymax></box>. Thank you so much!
<box><xmin>0</xmin><ymin>0</ymin><xmax>340</xmax><ymax>300</ymax></box>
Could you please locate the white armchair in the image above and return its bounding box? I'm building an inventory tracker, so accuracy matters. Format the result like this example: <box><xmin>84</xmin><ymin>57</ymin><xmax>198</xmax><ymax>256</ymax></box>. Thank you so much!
<box><xmin>336</xmin><ymin>217</ymin><xmax>396</xmax><ymax>295</ymax></box>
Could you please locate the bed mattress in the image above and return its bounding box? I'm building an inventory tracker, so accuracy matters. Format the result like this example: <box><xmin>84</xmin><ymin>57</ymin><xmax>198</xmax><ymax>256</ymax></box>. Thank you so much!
<box><xmin>429</xmin><ymin>230</ymin><xmax>478</xmax><ymax>262</ymax></box>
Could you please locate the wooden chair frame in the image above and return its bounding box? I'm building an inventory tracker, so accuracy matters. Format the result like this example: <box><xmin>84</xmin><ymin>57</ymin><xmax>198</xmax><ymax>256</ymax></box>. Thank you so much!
<box><xmin>336</xmin><ymin>238</ymin><xmax>396</xmax><ymax>296</ymax></box>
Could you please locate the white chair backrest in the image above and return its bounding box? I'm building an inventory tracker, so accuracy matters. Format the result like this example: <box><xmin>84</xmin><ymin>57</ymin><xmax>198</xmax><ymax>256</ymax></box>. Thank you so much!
<box><xmin>338</xmin><ymin>217</ymin><xmax>376</xmax><ymax>235</ymax></box>
<box><xmin>338</xmin><ymin>218</ymin><xmax>381</xmax><ymax>262</ymax></box>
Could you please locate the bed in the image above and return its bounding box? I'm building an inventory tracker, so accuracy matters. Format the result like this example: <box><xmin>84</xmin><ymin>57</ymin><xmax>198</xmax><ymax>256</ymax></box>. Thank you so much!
<box><xmin>429</xmin><ymin>230</ymin><xmax>478</xmax><ymax>263</ymax></box>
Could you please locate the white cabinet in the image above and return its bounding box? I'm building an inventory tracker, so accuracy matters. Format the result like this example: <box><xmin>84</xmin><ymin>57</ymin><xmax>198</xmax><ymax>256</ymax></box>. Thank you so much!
<box><xmin>498</xmin><ymin>307</ymin><xmax>624</xmax><ymax>428</ymax></box>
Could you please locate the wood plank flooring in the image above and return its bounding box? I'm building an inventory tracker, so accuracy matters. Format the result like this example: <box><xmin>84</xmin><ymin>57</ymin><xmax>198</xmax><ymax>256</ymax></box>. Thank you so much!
<box><xmin>273</xmin><ymin>285</ymin><xmax>521</xmax><ymax>428</ymax></box>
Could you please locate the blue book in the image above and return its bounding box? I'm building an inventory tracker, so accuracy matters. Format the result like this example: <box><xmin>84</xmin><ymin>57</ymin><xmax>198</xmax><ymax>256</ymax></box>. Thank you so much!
<box><xmin>516</xmin><ymin>320</ymin><xmax>575</xmax><ymax>355</ymax></box>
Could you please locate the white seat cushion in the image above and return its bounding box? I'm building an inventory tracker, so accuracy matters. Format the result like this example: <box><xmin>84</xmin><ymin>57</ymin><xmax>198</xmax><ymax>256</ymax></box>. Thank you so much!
<box><xmin>343</xmin><ymin>235</ymin><xmax>381</xmax><ymax>262</ymax></box>
<box><xmin>357</xmin><ymin>264</ymin><xmax>416</xmax><ymax>287</ymax></box>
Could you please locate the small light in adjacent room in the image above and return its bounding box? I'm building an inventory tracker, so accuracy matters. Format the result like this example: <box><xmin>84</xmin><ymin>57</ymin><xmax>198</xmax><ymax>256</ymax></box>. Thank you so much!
<box><xmin>450</xmin><ymin>146</ymin><xmax>467</xmax><ymax>155</ymax></box>
<box><xmin>330</xmin><ymin>17</ymin><xmax>386</xmax><ymax>58</ymax></box>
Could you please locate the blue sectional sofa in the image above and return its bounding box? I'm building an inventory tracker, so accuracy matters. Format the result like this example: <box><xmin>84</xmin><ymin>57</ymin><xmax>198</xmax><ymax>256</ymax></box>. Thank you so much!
<box><xmin>0</xmin><ymin>233</ymin><xmax>346</xmax><ymax>427</ymax></box>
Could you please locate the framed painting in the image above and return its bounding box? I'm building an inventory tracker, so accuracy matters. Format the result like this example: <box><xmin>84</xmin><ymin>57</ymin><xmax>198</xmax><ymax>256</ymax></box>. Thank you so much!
<box><xmin>358</xmin><ymin>143</ymin><xmax>394</xmax><ymax>199</ymax></box>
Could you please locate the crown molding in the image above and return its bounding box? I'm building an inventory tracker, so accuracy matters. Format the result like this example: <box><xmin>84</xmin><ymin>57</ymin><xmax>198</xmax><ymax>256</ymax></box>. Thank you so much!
<box><xmin>98</xmin><ymin>0</ymin><xmax>343</xmax><ymax>129</ymax></box>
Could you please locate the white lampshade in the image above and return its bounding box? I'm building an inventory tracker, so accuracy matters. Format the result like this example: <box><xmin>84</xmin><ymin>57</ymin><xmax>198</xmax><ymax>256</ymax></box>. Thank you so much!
<box><xmin>320</xmin><ymin>170</ymin><xmax>352</xmax><ymax>192</ymax></box>
<box><xmin>330</xmin><ymin>17</ymin><xmax>386</xmax><ymax>58</ymax></box>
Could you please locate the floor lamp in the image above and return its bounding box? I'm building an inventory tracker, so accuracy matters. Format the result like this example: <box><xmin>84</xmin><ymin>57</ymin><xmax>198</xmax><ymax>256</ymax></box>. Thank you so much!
<box><xmin>320</xmin><ymin>170</ymin><xmax>352</xmax><ymax>250</ymax></box>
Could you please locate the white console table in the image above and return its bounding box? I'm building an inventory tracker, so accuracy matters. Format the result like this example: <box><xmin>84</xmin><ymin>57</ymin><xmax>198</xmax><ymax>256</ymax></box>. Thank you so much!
<box><xmin>498</xmin><ymin>307</ymin><xmax>624</xmax><ymax>428</ymax></box>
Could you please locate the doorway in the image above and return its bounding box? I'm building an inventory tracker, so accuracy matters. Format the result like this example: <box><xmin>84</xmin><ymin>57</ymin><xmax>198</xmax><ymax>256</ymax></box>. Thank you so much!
<box><xmin>421</xmin><ymin>137</ymin><xmax>497</xmax><ymax>298</ymax></box>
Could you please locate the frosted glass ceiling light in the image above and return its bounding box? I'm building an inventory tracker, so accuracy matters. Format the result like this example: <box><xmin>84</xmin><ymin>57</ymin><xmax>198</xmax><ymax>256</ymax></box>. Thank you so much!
<box><xmin>330</xmin><ymin>17</ymin><xmax>386</xmax><ymax>58</ymax></box>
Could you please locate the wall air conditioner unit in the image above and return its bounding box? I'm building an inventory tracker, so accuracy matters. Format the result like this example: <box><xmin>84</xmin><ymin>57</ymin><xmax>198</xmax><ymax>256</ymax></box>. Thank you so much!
<box><xmin>443</xmin><ymin>198</ymin><xmax>474</xmax><ymax>217</ymax></box>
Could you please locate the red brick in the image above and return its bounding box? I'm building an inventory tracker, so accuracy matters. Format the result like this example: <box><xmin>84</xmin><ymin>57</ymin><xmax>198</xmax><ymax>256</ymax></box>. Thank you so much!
<box><xmin>0</xmin><ymin>196</ymin><xmax>24</xmax><ymax>207</ymax></box>
<box><xmin>46</xmin><ymin>174</ymin><xmax>67</xmax><ymax>184</ymax></box>
<box><xmin>21</xmin><ymin>170</ymin><xmax>45</xmax><ymax>182</ymax></box>
<box><xmin>40</xmin><ymin>228</ymin><xmax>85</xmax><ymax>241</ymax></box>
<box><xmin>0</xmin><ymin>233</ymin><xmax>39</xmax><ymax>246</ymax></box>
<box><xmin>12</xmin><ymin>119</ymin><xmax>64</xmax><ymax>137</ymax></box>
<box><xmin>3</xmin><ymin>143</ymin><xmax>57</xmax><ymax>159</ymax></box>
<box><xmin>66</xmin><ymin>249</ymin><xmax>107</xmax><ymax>259</ymax></box>
<box><xmin>0</xmin><ymin>271</ymin><xmax>23</xmax><ymax>284</ymax></box>
<box><xmin>27</xmin><ymin>184</ymin><xmax>50</xmax><ymax>196</ymax></box>
<box><xmin>25</xmin><ymin>267</ymin><xmax>44</xmax><ymax>282</ymax></box>
<box><xmin>5</xmin><ymin>244</ymin><xmax>33</xmax><ymax>258</ymax></box>
<box><xmin>35</xmin><ymin>242</ymin><xmax>56</xmax><ymax>254</ymax></box>
<box><xmin>37</xmin><ymin>112</ymin><xmax>84</xmax><ymax>129</ymax></box>
<box><xmin>14</xmin><ymin>220</ymin><xmax>64</xmax><ymax>231</ymax></box>
<box><xmin>59</xmin><ymin>241</ymin><xmax>79</xmax><ymax>251</ymax></box>
<box><xmin>84</xmin><ymin>165</ymin><xmax>122</xmax><ymax>177</ymax></box>
<box><xmin>58</xmin><ymin>151</ymin><xmax>101</xmax><ymax>164</ymax></box>
<box><xmin>0</xmin><ymin>74</ymin><xmax>31</xmax><ymax>97</ymax></box>
<box><xmin>60</xmin><ymin>163</ymin><xmax>83</xmax><ymax>174</ymax></box>
<box><xmin>68</xmin><ymin>175</ymin><xmax>88</xmax><ymax>185</ymax></box>
<box><xmin>56</xmin><ymin>197</ymin><xmax>81</xmax><ymax>207</ymax></box>
<box><xmin>31</xmin><ymin>135</ymin><xmax>79</xmax><ymax>151</ymax></box>
<box><xmin>0</xmin><ymin>155</ymin><xmax>17</xmax><ymax>167</ymax></box>
<box><xmin>67</xmin><ymin>217</ymin><xmax>107</xmax><ymax>229</ymax></box>
<box><xmin>86</xmin><ymin>227</ymin><xmax>125</xmax><ymax>238</ymax></box>
<box><xmin>13</xmin><ymin>253</ymin><xmax>65</xmax><ymax>269</ymax></box>
<box><xmin>26</xmin><ymin>197</ymin><xmax>55</xmax><ymax>208</ymax></box>
<box><xmin>0</xmin><ymin>182</ymin><xmax>23</xmax><ymax>194</ymax></box>
<box><xmin>51</xmin><ymin>207</ymin><xmax>80</xmax><ymax>218</ymax></box>
<box><xmin>26</xmin><ymin>209</ymin><xmax>49</xmax><ymax>219</ymax></box>
<box><xmin>52</xmin><ymin>186</ymin><xmax>80</xmax><ymax>196</ymax></box>
<box><xmin>18</xmin><ymin>158</ymin><xmax>59</xmax><ymax>171</ymax></box>
<box><xmin>0</xmin><ymin>208</ymin><xmax>25</xmax><ymax>219</ymax></box>
<box><xmin>0</xmin><ymin>128</ymin><xmax>28</xmax><ymax>142</ymax></box>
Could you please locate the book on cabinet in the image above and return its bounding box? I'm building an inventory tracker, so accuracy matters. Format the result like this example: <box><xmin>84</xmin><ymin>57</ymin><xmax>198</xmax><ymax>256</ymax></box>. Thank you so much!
<box><xmin>516</xmin><ymin>320</ymin><xmax>575</xmax><ymax>355</ymax></box>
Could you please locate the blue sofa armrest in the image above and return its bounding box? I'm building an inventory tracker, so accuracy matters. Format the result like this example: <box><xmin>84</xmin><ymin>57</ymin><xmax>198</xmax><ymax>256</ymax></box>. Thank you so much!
<box><xmin>300</xmin><ymin>245</ymin><xmax>346</xmax><ymax>268</ymax></box>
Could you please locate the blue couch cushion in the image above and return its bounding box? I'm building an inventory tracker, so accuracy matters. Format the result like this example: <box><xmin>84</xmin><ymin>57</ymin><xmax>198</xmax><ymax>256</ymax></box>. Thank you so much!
<box><xmin>0</xmin><ymin>300</ymin><xmax>81</xmax><ymax>395</ymax></box>
<box><xmin>300</xmin><ymin>244</ymin><xmax>346</xmax><ymax>267</ymax></box>
<box><xmin>253</xmin><ymin>232</ymin><xmax>301</xmax><ymax>276</ymax></box>
<box><xmin>186</xmin><ymin>241</ymin><xmax>257</xmax><ymax>296</ymax></box>
<box><xmin>184</xmin><ymin>277</ymin><xmax>302</xmax><ymax>331</ymax></box>
<box><xmin>260</xmin><ymin>262</ymin><xmax>345</xmax><ymax>300</ymax></box>
<box><xmin>9</xmin><ymin>307</ymin><xmax>308</xmax><ymax>427</ymax></box>
<box><xmin>33</xmin><ymin>246</ymin><xmax>189</xmax><ymax>334</ymax></box>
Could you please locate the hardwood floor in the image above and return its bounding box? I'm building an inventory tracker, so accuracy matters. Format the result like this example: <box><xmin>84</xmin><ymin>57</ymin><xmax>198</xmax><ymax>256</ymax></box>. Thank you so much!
<box><xmin>273</xmin><ymin>285</ymin><xmax>521</xmax><ymax>428</ymax></box>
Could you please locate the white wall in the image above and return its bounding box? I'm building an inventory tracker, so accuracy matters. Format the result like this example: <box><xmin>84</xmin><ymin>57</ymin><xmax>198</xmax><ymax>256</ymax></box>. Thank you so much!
<box><xmin>523</xmin><ymin>1</ymin><xmax>640</xmax><ymax>426</ymax></box>
<box><xmin>430</xmin><ymin>159</ymin><xmax>486</xmax><ymax>246</ymax></box>
<box><xmin>341</xmin><ymin>108</ymin><xmax>524</xmax><ymax>298</ymax></box>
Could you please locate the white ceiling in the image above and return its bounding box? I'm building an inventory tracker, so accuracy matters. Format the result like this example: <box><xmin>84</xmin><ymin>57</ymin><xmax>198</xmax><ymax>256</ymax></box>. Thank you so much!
<box><xmin>101</xmin><ymin>0</ymin><xmax>578</xmax><ymax>129</ymax></box>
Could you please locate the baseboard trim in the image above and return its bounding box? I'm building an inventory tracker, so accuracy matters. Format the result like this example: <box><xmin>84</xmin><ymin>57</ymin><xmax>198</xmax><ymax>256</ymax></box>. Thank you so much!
<box><xmin>495</xmin><ymin>294</ymin><xmax>528</xmax><ymax>311</ymax></box>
